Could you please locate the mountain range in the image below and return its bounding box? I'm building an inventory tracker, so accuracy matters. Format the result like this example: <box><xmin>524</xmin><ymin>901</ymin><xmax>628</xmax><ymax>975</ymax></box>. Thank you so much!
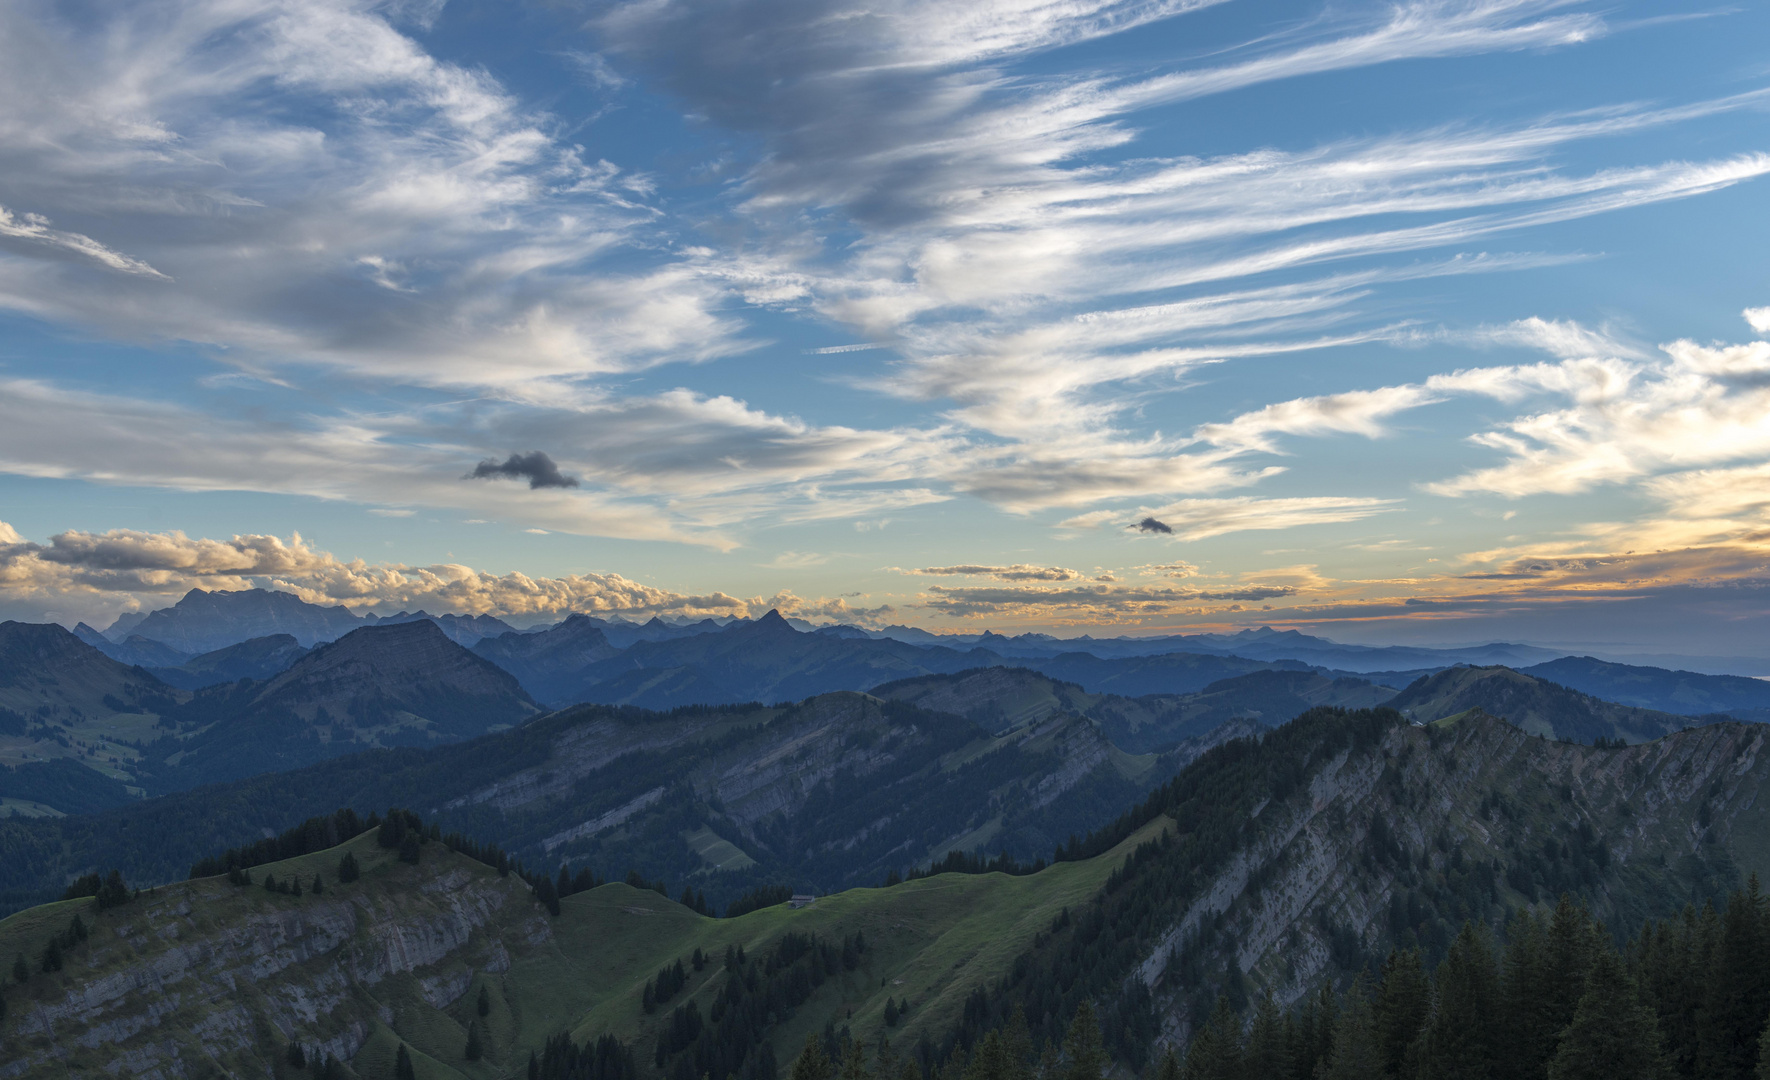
<box><xmin>5</xmin><ymin>701</ymin><xmax>1766</xmax><ymax>1080</ymax></box>
<box><xmin>6</xmin><ymin>588</ymin><xmax>1770</xmax><ymax>1079</ymax></box>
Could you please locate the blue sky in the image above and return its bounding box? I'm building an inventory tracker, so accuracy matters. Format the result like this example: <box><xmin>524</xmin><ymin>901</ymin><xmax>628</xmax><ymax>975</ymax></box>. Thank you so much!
<box><xmin>2</xmin><ymin>0</ymin><xmax>1770</xmax><ymax>655</ymax></box>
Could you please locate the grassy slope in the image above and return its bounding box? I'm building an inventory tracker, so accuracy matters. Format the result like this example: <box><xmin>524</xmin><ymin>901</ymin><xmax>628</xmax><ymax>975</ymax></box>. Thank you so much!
<box><xmin>0</xmin><ymin>815</ymin><xmax>1171</xmax><ymax>1079</ymax></box>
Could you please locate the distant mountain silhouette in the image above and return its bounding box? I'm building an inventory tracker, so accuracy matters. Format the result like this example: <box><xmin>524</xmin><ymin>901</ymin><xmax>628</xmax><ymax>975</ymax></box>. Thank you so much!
<box><xmin>1521</xmin><ymin>655</ymin><xmax>1770</xmax><ymax>720</ymax></box>
<box><xmin>119</xmin><ymin>588</ymin><xmax>362</xmax><ymax>652</ymax></box>
<box><xmin>145</xmin><ymin>634</ymin><xmax>312</xmax><ymax>690</ymax></box>
<box><xmin>142</xmin><ymin>620</ymin><xmax>541</xmax><ymax>791</ymax></box>
<box><xmin>470</xmin><ymin>615</ymin><xmax>619</xmax><ymax>705</ymax></box>
<box><xmin>1386</xmin><ymin>664</ymin><xmax>1725</xmax><ymax>743</ymax></box>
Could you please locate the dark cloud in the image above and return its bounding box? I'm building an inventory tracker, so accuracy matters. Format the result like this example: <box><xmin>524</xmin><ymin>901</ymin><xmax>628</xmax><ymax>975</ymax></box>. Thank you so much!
<box><xmin>467</xmin><ymin>452</ymin><xmax>580</xmax><ymax>490</ymax></box>
<box><xmin>1135</xmin><ymin>517</ymin><xmax>1173</xmax><ymax>534</ymax></box>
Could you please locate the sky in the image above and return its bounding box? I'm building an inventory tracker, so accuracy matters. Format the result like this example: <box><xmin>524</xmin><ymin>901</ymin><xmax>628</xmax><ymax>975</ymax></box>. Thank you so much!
<box><xmin>2</xmin><ymin>0</ymin><xmax>1770</xmax><ymax>656</ymax></box>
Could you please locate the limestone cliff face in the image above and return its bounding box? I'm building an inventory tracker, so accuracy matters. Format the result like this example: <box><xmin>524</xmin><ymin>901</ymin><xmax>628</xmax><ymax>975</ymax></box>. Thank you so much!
<box><xmin>1</xmin><ymin>847</ymin><xmax>545</xmax><ymax>1079</ymax></box>
<box><xmin>1123</xmin><ymin>713</ymin><xmax>1770</xmax><ymax>1054</ymax></box>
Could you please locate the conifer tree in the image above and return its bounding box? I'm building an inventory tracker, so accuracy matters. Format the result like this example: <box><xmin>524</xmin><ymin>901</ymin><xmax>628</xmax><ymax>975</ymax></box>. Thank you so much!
<box><xmin>311</xmin><ymin>874</ymin><xmax>324</xmax><ymax>895</ymax></box>
<box><xmin>1417</xmin><ymin>922</ymin><xmax>1500</xmax><ymax>1080</ymax></box>
<box><xmin>1062</xmin><ymin>1001</ymin><xmax>1107</xmax><ymax>1080</ymax></box>
<box><xmin>967</xmin><ymin>1031</ymin><xmax>1014</xmax><ymax>1080</ymax></box>
<box><xmin>877</xmin><ymin>1034</ymin><xmax>900</xmax><ymax>1080</ymax></box>
<box><xmin>40</xmin><ymin>936</ymin><xmax>62</xmax><ymax>973</ymax></box>
<box><xmin>1151</xmin><ymin>1049</ymin><xmax>1181</xmax><ymax>1080</ymax></box>
<box><xmin>263</xmin><ymin>871</ymin><xmax>278</xmax><ymax>892</ymax></box>
<box><xmin>398</xmin><ymin>832</ymin><xmax>422</xmax><ymax>865</ymax></box>
<box><xmin>286</xmin><ymin>1041</ymin><xmax>306</xmax><ymax>1068</ymax></box>
<box><xmin>844</xmin><ymin>1036</ymin><xmax>877</xmax><ymax>1080</ymax></box>
<box><xmin>1547</xmin><ymin>950</ymin><xmax>1668</xmax><ymax>1080</ymax></box>
<box><xmin>478</xmin><ymin>983</ymin><xmax>492</xmax><ymax>1017</ymax></box>
<box><xmin>792</xmin><ymin>1032</ymin><xmax>836</xmax><ymax>1080</ymax></box>
<box><xmin>1181</xmin><ymin>996</ymin><xmax>1242</xmax><ymax>1080</ymax></box>
<box><xmin>1375</xmin><ymin>949</ymin><xmax>1429</xmax><ymax>1079</ymax></box>
<box><xmin>337</xmin><ymin>851</ymin><xmax>359</xmax><ymax>883</ymax></box>
<box><xmin>536</xmin><ymin>874</ymin><xmax>562</xmax><ymax>917</ymax></box>
<box><xmin>1004</xmin><ymin>1005</ymin><xmax>1035</xmax><ymax>1080</ymax></box>
<box><xmin>885</xmin><ymin>998</ymin><xmax>899</xmax><ymax>1026</ymax></box>
<box><xmin>11</xmin><ymin>952</ymin><xmax>26</xmax><ymax>984</ymax></box>
<box><xmin>395</xmin><ymin>1043</ymin><xmax>417</xmax><ymax>1080</ymax></box>
<box><xmin>1699</xmin><ymin>878</ymin><xmax>1770</xmax><ymax>1080</ymax></box>
<box><xmin>939</xmin><ymin>1046</ymin><xmax>967</xmax><ymax>1080</ymax></box>
<box><xmin>465</xmin><ymin>1020</ymin><xmax>483</xmax><ymax>1060</ymax></box>
<box><xmin>1244</xmin><ymin>994</ymin><xmax>1293</xmax><ymax>1080</ymax></box>
<box><xmin>1324</xmin><ymin>976</ymin><xmax>1382</xmax><ymax>1080</ymax></box>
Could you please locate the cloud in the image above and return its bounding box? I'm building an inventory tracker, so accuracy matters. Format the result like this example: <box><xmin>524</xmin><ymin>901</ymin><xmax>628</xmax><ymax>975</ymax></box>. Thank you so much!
<box><xmin>1425</xmin><ymin>336</ymin><xmax>1770</xmax><ymax>498</ymax></box>
<box><xmin>468</xmin><ymin>451</ymin><xmax>581</xmax><ymax>490</ymax></box>
<box><xmin>1139</xmin><ymin>561</ymin><xmax>1199</xmax><ymax>578</ymax></box>
<box><xmin>1746</xmin><ymin>307</ymin><xmax>1770</xmax><ymax>335</ymax></box>
<box><xmin>0</xmin><ymin>0</ymin><xmax>750</xmax><ymax>390</ymax></box>
<box><xmin>917</xmin><ymin>581</ymin><xmax>1298</xmax><ymax>620</ymax></box>
<box><xmin>0</xmin><ymin>205</ymin><xmax>167</xmax><ymax>278</ymax></box>
<box><xmin>1066</xmin><ymin>497</ymin><xmax>1399</xmax><ymax>541</ymax></box>
<box><xmin>0</xmin><ymin>521</ymin><xmax>882</xmax><ymax>627</ymax></box>
<box><xmin>911</xmin><ymin>564</ymin><xmax>1084</xmax><ymax>582</ymax></box>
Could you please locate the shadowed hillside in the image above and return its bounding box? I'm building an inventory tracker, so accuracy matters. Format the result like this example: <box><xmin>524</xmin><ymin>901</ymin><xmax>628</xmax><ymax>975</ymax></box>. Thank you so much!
<box><xmin>1386</xmin><ymin>664</ymin><xmax>1722</xmax><ymax>744</ymax></box>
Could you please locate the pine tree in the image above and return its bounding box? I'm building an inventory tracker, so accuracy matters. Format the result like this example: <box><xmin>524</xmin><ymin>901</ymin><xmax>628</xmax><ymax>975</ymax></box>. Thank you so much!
<box><xmin>398</xmin><ymin>832</ymin><xmax>422</xmax><ymax>864</ymax></box>
<box><xmin>1182</xmin><ymin>996</ymin><xmax>1242</xmax><ymax>1080</ymax></box>
<box><xmin>287</xmin><ymin>1041</ymin><xmax>307</xmax><ymax>1068</ymax></box>
<box><xmin>1062</xmin><ymin>1001</ymin><xmax>1108</xmax><ymax>1080</ymax></box>
<box><xmin>1756</xmin><ymin>1006</ymin><xmax>1770</xmax><ymax>1080</ymax></box>
<box><xmin>396</xmin><ymin>1043</ymin><xmax>417</xmax><ymax>1080</ymax></box>
<box><xmin>844</xmin><ymin>1036</ymin><xmax>877</xmax><ymax>1080</ymax></box>
<box><xmin>311</xmin><ymin>874</ymin><xmax>323</xmax><ymax>895</ymax></box>
<box><xmin>337</xmin><ymin>851</ymin><xmax>359</xmax><ymax>883</ymax></box>
<box><xmin>1374</xmin><ymin>949</ymin><xmax>1429</xmax><ymax>1080</ymax></box>
<box><xmin>1004</xmin><ymin>1005</ymin><xmax>1035</xmax><ymax>1080</ymax></box>
<box><xmin>1151</xmin><ymin>1049</ymin><xmax>1181</xmax><ymax>1080</ymax></box>
<box><xmin>40</xmin><ymin>936</ymin><xmax>62</xmax><ymax>973</ymax></box>
<box><xmin>885</xmin><ymin>998</ymin><xmax>900</xmax><ymax>1026</ymax></box>
<box><xmin>290</xmin><ymin>876</ymin><xmax>302</xmax><ymax>898</ymax></box>
<box><xmin>1417</xmin><ymin>922</ymin><xmax>1500</xmax><ymax>1080</ymax></box>
<box><xmin>967</xmin><ymin>1031</ymin><xmax>1015</xmax><ymax>1080</ymax></box>
<box><xmin>1324</xmin><ymin>976</ymin><xmax>1382</xmax><ymax>1080</ymax></box>
<box><xmin>792</xmin><ymin>1032</ymin><xmax>836</xmax><ymax>1080</ymax></box>
<box><xmin>263</xmin><ymin>871</ymin><xmax>278</xmax><ymax>892</ymax></box>
<box><xmin>1699</xmin><ymin>880</ymin><xmax>1770</xmax><ymax>1080</ymax></box>
<box><xmin>1244</xmin><ymin>994</ymin><xmax>1293</xmax><ymax>1080</ymax></box>
<box><xmin>478</xmin><ymin>983</ymin><xmax>492</xmax><ymax>1017</ymax></box>
<box><xmin>1547</xmin><ymin>950</ymin><xmax>1668</xmax><ymax>1080</ymax></box>
<box><xmin>465</xmin><ymin>1019</ymin><xmax>484</xmax><ymax>1060</ymax></box>
<box><xmin>12</xmin><ymin>952</ymin><xmax>26</xmax><ymax>984</ymax></box>
<box><xmin>1533</xmin><ymin>895</ymin><xmax>1601</xmax><ymax>1069</ymax></box>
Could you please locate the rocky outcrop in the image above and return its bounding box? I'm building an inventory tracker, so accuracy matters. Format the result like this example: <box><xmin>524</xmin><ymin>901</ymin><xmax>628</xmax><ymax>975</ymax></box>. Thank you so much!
<box><xmin>1118</xmin><ymin>714</ymin><xmax>1770</xmax><ymax>1055</ymax></box>
<box><xmin>1</xmin><ymin>853</ymin><xmax>542</xmax><ymax>1079</ymax></box>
